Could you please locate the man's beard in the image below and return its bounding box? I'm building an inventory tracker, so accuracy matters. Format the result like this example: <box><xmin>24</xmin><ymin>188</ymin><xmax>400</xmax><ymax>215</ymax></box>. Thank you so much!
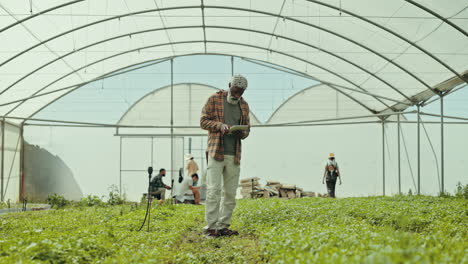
<box><xmin>227</xmin><ymin>91</ymin><xmax>240</xmax><ymax>105</ymax></box>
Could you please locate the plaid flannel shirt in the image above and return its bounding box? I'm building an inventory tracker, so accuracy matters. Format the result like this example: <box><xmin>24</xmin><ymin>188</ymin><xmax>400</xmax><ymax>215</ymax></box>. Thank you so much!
<box><xmin>200</xmin><ymin>90</ymin><xmax>250</xmax><ymax>165</ymax></box>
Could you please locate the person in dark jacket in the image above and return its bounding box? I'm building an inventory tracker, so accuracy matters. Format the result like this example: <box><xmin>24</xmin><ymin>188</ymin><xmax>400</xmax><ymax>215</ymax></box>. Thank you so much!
<box><xmin>322</xmin><ymin>153</ymin><xmax>342</xmax><ymax>198</ymax></box>
<box><xmin>150</xmin><ymin>168</ymin><xmax>171</xmax><ymax>203</ymax></box>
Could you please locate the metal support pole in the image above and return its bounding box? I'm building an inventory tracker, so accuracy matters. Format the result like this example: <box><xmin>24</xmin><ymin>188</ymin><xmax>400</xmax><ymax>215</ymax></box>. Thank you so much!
<box><xmin>189</xmin><ymin>137</ymin><xmax>192</xmax><ymax>154</ymax></box>
<box><xmin>188</xmin><ymin>84</ymin><xmax>192</xmax><ymax>125</ymax></box>
<box><xmin>182</xmin><ymin>137</ymin><xmax>185</xmax><ymax>172</ymax></box>
<box><xmin>19</xmin><ymin>124</ymin><xmax>25</xmax><ymax>201</ymax></box>
<box><xmin>231</xmin><ymin>56</ymin><xmax>234</xmax><ymax>76</ymax></box>
<box><xmin>1</xmin><ymin>118</ymin><xmax>5</xmax><ymax>201</ymax></box>
<box><xmin>397</xmin><ymin>114</ymin><xmax>401</xmax><ymax>194</ymax></box>
<box><xmin>440</xmin><ymin>95</ymin><xmax>445</xmax><ymax>193</ymax></box>
<box><xmin>417</xmin><ymin>105</ymin><xmax>421</xmax><ymax>195</ymax></box>
<box><xmin>119</xmin><ymin>135</ymin><xmax>122</xmax><ymax>195</ymax></box>
<box><xmin>251</xmin><ymin>178</ymin><xmax>254</xmax><ymax>199</ymax></box>
<box><xmin>382</xmin><ymin>121</ymin><xmax>385</xmax><ymax>196</ymax></box>
<box><xmin>170</xmin><ymin>58</ymin><xmax>174</xmax><ymax>184</ymax></box>
<box><xmin>151</xmin><ymin>137</ymin><xmax>154</xmax><ymax>167</ymax></box>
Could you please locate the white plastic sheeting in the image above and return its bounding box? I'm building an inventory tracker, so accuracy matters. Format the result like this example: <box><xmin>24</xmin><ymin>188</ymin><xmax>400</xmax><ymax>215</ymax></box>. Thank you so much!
<box><xmin>118</xmin><ymin>83</ymin><xmax>261</xmax><ymax>134</ymax></box>
<box><xmin>267</xmin><ymin>84</ymin><xmax>376</xmax><ymax>124</ymax></box>
<box><xmin>0</xmin><ymin>121</ymin><xmax>21</xmax><ymax>201</ymax></box>
<box><xmin>0</xmin><ymin>0</ymin><xmax>467</xmax><ymax>124</ymax></box>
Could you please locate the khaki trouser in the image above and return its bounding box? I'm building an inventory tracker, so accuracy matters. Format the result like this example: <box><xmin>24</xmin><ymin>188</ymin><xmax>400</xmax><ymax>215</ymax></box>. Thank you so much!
<box><xmin>152</xmin><ymin>188</ymin><xmax>166</xmax><ymax>200</ymax></box>
<box><xmin>205</xmin><ymin>155</ymin><xmax>240</xmax><ymax>230</ymax></box>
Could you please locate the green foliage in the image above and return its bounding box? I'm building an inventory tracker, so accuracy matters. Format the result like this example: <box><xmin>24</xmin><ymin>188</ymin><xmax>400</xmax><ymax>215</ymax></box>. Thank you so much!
<box><xmin>438</xmin><ymin>190</ymin><xmax>452</xmax><ymax>198</ymax></box>
<box><xmin>46</xmin><ymin>193</ymin><xmax>69</xmax><ymax>209</ymax></box>
<box><xmin>455</xmin><ymin>182</ymin><xmax>468</xmax><ymax>199</ymax></box>
<box><xmin>2</xmin><ymin>196</ymin><xmax>466</xmax><ymax>263</ymax></box>
<box><xmin>232</xmin><ymin>196</ymin><xmax>467</xmax><ymax>263</ymax></box>
<box><xmin>80</xmin><ymin>195</ymin><xmax>105</xmax><ymax>207</ymax></box>
<box><xmin>107</xmin><ymin>184</ymin><xmax>126</xmax><ymax>205</ymax></box>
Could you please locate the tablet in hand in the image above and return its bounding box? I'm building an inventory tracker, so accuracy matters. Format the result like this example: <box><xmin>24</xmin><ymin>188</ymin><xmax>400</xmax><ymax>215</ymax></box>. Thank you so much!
<box><xmin>229</xmin><ymin>125</ymin><xmax>249</xmax><ymax>134</ymax></box>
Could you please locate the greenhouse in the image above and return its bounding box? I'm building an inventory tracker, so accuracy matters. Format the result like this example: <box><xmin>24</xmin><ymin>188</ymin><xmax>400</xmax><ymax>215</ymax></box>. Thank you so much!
<box><xmin>0</xmin><ymin>0</ymin><xmax>467</xmax><ymax>263</ymax></box>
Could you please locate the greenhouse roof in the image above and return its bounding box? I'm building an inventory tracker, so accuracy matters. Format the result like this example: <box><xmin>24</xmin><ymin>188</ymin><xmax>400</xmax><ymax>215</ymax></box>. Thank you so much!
<box><xmin>0</xmin><ymin>0</ymin><xmax>467</xmax><ymax>125</ymax></box>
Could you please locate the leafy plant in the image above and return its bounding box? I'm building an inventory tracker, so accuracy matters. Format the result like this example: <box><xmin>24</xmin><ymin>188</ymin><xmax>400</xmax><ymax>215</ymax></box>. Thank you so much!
<box><xmin>46</xmin><ymin>193</ymin><xmax>69</xmax><ymax>209</ymax></box>
<box><xmin>80</xmin><ymin>195</ymin><xmax>105</xmax><ymax>207</ymax></box>
<box><xmin>3</xmin><ymin>195</ymin><xmax>466</xmax><ymax>263</ymax></box>
<box><xmin>107</xmin><ymin>184</ymin><xmax>126</xmax><ymax>205</ymax></box>
<box><xmin>454</xmin><ymin>182</ymin><xmax>468</xmax><ymax>199</ymax></box>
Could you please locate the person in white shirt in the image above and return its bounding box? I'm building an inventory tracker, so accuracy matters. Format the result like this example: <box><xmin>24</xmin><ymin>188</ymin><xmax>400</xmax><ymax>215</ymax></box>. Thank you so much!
<box><xmin>175</xmin><ymin>173</ymin><xmax>201</xmax><ymax>204</ymax></box>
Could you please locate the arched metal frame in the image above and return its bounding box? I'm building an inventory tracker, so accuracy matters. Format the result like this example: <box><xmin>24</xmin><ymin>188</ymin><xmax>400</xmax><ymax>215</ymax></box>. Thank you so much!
<box><xmin>0</xmin><ymin>50</ymin><xmax>413</xmax><ymax>111</ymax></box>
<box><xmin>2</xmin><ymin>0</ymin><xmax>464</xmax><ymax>51</ymax></box>
<box><xmin>404</xmin><ymin>0</ymin><xmax>467</xmax><ymax>37</ymax></box>
<box><xmin>266</xmin><ymin>83</ymin><xmax>326</xmax><ymax>124</ymax></box>
<box><xmin>240</xmin><ymin>58</ymin><xmax>413</xmax><ymax>106</ymax></box>
<box><xmin>21</xmin><ymin>51</ymin><xmax>380</xmax><ymax>125</ymax></box>
<box><xmin>303</xmin><ymin>0</ymin><xmax>467</xmax><ymax>84</ymax></box>
<box><xmin>265</xmin><ymin>83</ymin><xmax>401</xmax><ymax>124</ymax></box>
<box><xmin>2</xmin><ymin>3</ymin><xmax>466</xmax><ymax>104</ymax></box>
<box><xmin>1</xmin><ymin>24</ymin><xmax>414</xmax><ymax>104</ymax></box>
<box><xmin>4</xmin><ymin>23</ymin><xmax>425</xmax><ymax>116</ymax></box>
<box><xmin>116</xmin><ymin>82</ymin><xmax>262</xmax><ymax>125</ymax></box>
<box><xmin>1</xmin><ymin>1</ymin><xmax>466</xmax><ymax>199</ymax></box>
<box><xmin>0</xmin><ymin>58</ymin><xmax>172</xmax><ymax>108</ymax></box>
<box><xmin>0</xmin><ymin>0</ymin><xmax>84</xmax><ymax>33</ymax></box>
<box><xmin>10</xmin><ymin>41</ymin><xmax>387</xmax><ymax>121</ymax></box>
<box><xmin>1</xmin><ymin>26</ymin><xmax>406</xmax><ymax>107</ymax></box>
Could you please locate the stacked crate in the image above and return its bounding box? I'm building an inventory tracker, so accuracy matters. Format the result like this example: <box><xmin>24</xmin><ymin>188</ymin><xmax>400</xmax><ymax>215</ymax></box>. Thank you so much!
<box><xmin>239</xmin><ymin>178</ymin><xmax>320</xmax><ymax>199</ymax></box>
<box><xmin>240</xmin><ymin>177</ymin><xmax>261</xmax><ymax>198</ymax></box>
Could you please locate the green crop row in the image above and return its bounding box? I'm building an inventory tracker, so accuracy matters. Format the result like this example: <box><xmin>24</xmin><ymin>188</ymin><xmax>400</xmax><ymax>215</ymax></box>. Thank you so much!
<box><xmin>232</xmin><ymin>196</ymin><xmax>467</xmax><ymax>263</ymax></box>
<box><xmin>0</xmin><ymin>196</ymin><xmax>466</xmax><ymax>263</ymax></box>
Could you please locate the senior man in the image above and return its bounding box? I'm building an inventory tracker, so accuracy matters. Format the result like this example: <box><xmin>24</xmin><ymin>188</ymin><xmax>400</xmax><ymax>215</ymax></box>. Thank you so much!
<box><xmin>200</xmin><ymin>74</ymin><xmax>250</xmax><ymax>238</ymax></box>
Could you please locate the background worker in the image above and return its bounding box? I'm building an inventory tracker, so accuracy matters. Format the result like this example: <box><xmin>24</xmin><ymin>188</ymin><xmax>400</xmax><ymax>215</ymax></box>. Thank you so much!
<box><xmin>150</xmin><ymin>168</ymin><xmax>171</xmax><ymax>204</ymax></box>
<box><xmin>175</xmin><ymin>173</ymin><xmax>201</xmax><ymax>204</ymax></box>
<box><xmin>185</xmin><ymin>154</ymin><xmax>199</xmax><ymax>180</ymax></box>
<box><xmin>322</xmin><ymin>153</ymin><xmax>341</xmax><ymax>198</ymax></box>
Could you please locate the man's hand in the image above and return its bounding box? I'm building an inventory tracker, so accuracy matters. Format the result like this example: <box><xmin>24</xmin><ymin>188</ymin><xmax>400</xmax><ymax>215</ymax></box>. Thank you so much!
<box><xmin>339</xmin><ymin>179</ymin><xmax>342</xmax><ymax>185</ymax></box>
<box><xmin>220</xmin><ymin>124</ymin><xmax>230</xmax><ymax>134</ymax></box>
<box><xmin>165</xmin><ymin>185</ymin><xmax>172</xmax><ymax>190</ymax></box>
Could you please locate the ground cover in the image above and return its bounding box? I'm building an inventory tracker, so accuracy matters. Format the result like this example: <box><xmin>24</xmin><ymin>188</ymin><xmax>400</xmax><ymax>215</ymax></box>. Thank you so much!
<box><xmin>0</xmin><ymin>196</ymin><xmax>466</xmax><ymax>263</ymax></box>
